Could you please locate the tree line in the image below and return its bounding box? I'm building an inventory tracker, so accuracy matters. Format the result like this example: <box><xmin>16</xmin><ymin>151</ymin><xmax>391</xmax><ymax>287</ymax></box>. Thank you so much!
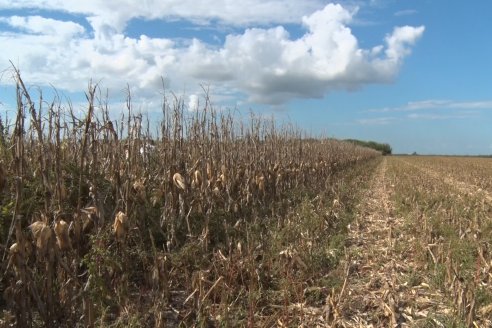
<box><xmin>345</xmin><ymin>139</ymin><xmax>392</xmax><ymax>155</ymax></box>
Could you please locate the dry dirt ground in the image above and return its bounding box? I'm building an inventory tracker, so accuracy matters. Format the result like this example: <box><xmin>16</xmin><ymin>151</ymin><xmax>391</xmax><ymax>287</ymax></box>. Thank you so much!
<box><xmin>332</xmin><ymin>157</ymin><xmax>452</xmax><ymax>327</ymax></box>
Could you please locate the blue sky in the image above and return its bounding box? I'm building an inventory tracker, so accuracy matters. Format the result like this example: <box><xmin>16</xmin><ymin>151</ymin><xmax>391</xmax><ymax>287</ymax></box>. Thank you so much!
<box><xmin>0</xmin><ymin>0</ymin><xmax>491</xmax><ymax>155</ymax></box>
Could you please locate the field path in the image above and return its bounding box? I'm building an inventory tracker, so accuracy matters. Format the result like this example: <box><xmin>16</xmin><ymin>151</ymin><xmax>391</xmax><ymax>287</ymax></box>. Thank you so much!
<box><xmin>334</xmin><ymin>157</ymin><xmax>451</xmax><ymax>327</ymax></box>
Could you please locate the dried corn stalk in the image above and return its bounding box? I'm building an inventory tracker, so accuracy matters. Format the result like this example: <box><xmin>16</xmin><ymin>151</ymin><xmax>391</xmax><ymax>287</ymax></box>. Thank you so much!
<box><xmin>0</xmin><ymin>162</ymin><xmax>6</xmax><ymax>191</ymax></box>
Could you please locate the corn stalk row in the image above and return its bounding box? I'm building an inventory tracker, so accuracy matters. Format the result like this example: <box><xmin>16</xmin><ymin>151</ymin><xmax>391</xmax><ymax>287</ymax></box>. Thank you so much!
<box><xmin>0</xmin><ymin>70</ymin><xmax>380</xmax><ymax>326</ymax></box>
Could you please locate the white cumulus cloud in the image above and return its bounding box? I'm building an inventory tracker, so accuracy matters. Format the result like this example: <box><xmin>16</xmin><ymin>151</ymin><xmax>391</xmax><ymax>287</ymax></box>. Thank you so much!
<box><xmin>0</xmin><ymin>1</ymin><xmax>425</xmax><ymax>106</ymax></box>
<box><xmin>0</xmin><ymin>15</ymin><xmax>85</xmax><ymax>38</ymax></box>
<box><xmin>179</xmin><ymin>4</ymin><xmax>424</xmax><ymax>104</ymax></box>
<box><xmin>385</xmin><ymin>25</ymin><xmax>425</xmax><ymax>61</ymax></box>
<box><xmin>0</xmin><ymin>0</ymin><xmax>325</xmax><ymax>30</ymax></box>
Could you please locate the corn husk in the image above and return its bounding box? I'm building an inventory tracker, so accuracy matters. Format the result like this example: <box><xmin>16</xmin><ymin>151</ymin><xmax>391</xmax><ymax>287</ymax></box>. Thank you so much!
<box><xmin>29</xmin><ymin>221</ymin><xmax>52</xmax><ymax>251</ymax></box>
<box><xmin>173</xmin><ymin>173</ymin><xmax>186</xmax><ymax>191</ymax></box>
<box><xmin>113</xmin><ymin>211</ymin><xmax>128</xmax><ymax>240</ymax></box>
<box><xmin>9</xmin><ymin>242</ymin><xmax>19</xmax><ymax>254</ymax></box>
<box><xmin>256</xmin><ymin>175</ymin><xmax>265</xmax><ymax>192</ymax></box>
<box><xmin>193</xmin><ymin>170</ymin><xmax>202</xmax><ymax>188</ymax></box>
<box><xmin>133</xmin><ymin>179</ymin><xmax>146</xmax><ymax>194</ymax></box>
<box><xmin>55</xmin><ymin>220</ymin><xmax>70</xmax><ymax>250</ymax></box>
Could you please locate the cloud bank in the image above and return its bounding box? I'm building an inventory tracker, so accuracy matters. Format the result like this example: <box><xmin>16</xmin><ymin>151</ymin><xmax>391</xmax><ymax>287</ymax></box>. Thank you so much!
<box><xmin>0</xmin><ymin>1</ymin><xmax>425</xmax><ymax>106</ymax></box>
<box><xmin>358</xmin><ymin>98</ymin><xmax>490</xmax><ymax>126</ymax></box>
<box><xmin>368</xmin><ymin>100</ymin><xmax>492</xmax><ymax>112</ymax></box>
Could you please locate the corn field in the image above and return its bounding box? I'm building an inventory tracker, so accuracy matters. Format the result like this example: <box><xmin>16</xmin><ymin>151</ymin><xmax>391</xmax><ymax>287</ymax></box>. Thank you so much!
<box><xmin>0</xmin><ymin>70</ymin><xmax>381</xmax><ymax>326</ymax></box>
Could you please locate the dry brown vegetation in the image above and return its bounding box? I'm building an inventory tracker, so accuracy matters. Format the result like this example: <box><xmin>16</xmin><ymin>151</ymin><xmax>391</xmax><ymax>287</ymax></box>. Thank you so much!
<box><xmin>0</xmin><ymin>71</ymin><xmax>381</xmax><ymax>326</ymax></box>
<box><xmin>332</xmin><ymin>156</ymin><xmax>492</xmax><ymax>327</ymax></box>
<box><xmin>390</xmin><ymin>157</ymin><xmax>492</xmax><ymax>326</ymax></box>
<box><xmin>400</xmin><ymin>156</ymin><xmax>492</xmax><ymax>198</ymax></box>
<box><xmin>2</xmin><ymin>69</ymin><xmax>491</xmax><ymax>328</ymax></box>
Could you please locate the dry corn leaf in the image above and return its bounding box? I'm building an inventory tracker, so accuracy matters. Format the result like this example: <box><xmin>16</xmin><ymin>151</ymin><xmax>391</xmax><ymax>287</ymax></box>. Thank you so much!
<box><xmin>206</xmin><ymin>162</ymin><xmax>213</xmax><ymax>180</ymax></box>
<box><xmin>80</xmin><ymin>207</ymin><xmax>99</xmax><ymax>233</ymax></box>
<box><xmin>81</xmin><ymin>206</ymin><xmax>98</xmax><ymax>215</ymax></box>
<box><xmin>71</xmin><ymin>214</ymin><xmax>82</xmax><ymax>243</ymax></box>
<box><xmin>479</xmin><ymin>303</ymin><xmax>492</xmax><ymax>316</ymax></box>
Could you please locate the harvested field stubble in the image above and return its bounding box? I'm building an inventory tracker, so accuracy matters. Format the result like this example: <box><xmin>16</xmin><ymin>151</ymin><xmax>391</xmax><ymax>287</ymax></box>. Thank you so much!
<box><xmin>400</xmin><ymin>155</ymin><xmax>492</xmax><ymax>194</ymax></box>
<box><xmin>0</xmin><ymin>71</ymin><xmax>381</xmax><ymax>326</ymax></box>
<box><xmin>385</xmin><ymin>157</ymin><xmax>492</xmax><ymax>326</ymax></box>
<box><xmin>328</xmin><ymin>156</ymin><xmax>492</xmax><ymax>327</ymax></box>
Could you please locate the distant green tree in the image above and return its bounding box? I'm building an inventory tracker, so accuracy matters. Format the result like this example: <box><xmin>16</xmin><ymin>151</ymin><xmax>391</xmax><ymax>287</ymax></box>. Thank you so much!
<box><xmin>345</xmin><ymin>139</ymin><xmax>392</xmax><ymax>155</ymax></box>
